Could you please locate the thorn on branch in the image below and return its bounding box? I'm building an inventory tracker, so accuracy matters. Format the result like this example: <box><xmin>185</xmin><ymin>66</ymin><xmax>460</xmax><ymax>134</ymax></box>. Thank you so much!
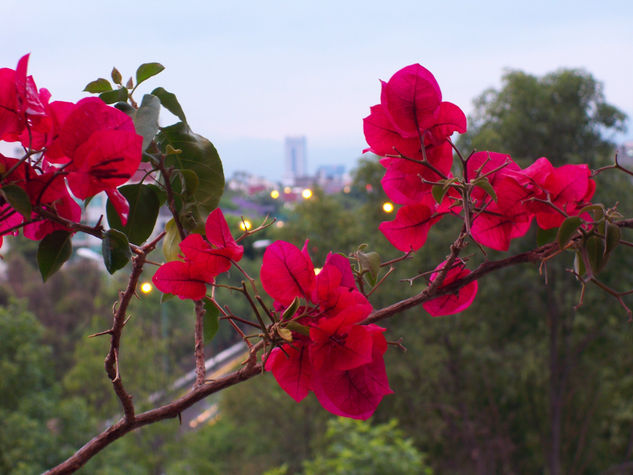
<box><xmin>88</xmin><ymin>329</ymin><xmax>113</xmax><ymax>338</ymax></box>
<box><xmin>387</xmin><ymin>338</ymin><xmax>407</xmax><ymax>352</ymax></box>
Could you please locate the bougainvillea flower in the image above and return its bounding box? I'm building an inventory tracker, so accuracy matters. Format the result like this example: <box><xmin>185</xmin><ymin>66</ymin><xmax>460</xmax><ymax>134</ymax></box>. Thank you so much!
<box><xmin>0</xmin><ymin>68</ymin><xmax>21</xmax><ymax>140</ymax></box>
<box><xmin>422</xmin><ymin>259</ymin><xmax>478</xmax><ymax>316</ymax></box>
<box><xmin>262</xmin><ymin>240</ymin><xmax>391</xmax><ymax>419</ymax></box>
<box><xmin>309</xmin><ymin>306</ymin><xmax>376</xmax><ymax>372</ymax></box>
<box><xmin>323</xmin><ymin>252</ymin><xmax>356</xmax><ymax>289</ymax></box>
<box><xmin>364</xmin><ymin>64</ymin><xmax>466</xmax><ymax>161</ymax></box>
<box><xmin>260</xmin><ymin>240</ymin><xmax>316</xmax><ymax>306</ymax></box>
<box><xmin>21</xmin><ymin>171</ymin><xmax>81</xmax><ymax>240</ymax></box>
<box><xmin>152</xmin><ymin>260</ymin><xmax>210</xmax><ymax>300</ymax></box>
<box><xmin>265</xmin><ymin>342</ymin><xmax>312</xmax><ymax>402</ymax></box>
<box><xmin>0</xmin><ymin>54</ymin><xmax>50</xmax><ymax>143</ymax></box>
<box><xmin>311</xmin><ymin>328</ymin><xmax>392</xmax><ymax>420</ymax></box>
<box><xmin>363</xmin><ymin>104</ymin><xmax>423</xmax><ymax>158</ymax></box>
<box><xmin>379</xmin><ymin>203</ymin><xmax>445</xmax><ymax>252</ymax></box>
<box><xmin>58</xmin><ymin>97</ymin><xmax>136</xmax><ymax>159</ymax></box>
<box><xmin>0</xmin><ymin>154</ymin><xmax>80</xmax><ymax>240</ymax></box>
<box><xmin>426</xmin><ymin>101</ymin><xmax>467</xmax><ymax>145</ymax></box>
<box><xmin>153</xmin><ymin>209</ymin><xmax>243</xmax><ymax>300</ymax></box>
<box><xmin>467</xmin><ymin>151</ymin><xmax>520</xmax><ymax>196</ymax></box>
<box><xmin>20</xmin><ymin>98</ymin><xmax>75</xmax><ymax>159</ymax></box>
<box><xmin>518</xmin><ymin>157</ymin><xmax>595</xmax><ymax>229</ymax></box>
<box><xmin>380</xmin><ymin>64</ymin><xmax>443</xmax><ymax>137</ymax></box>
<box><xmin>380</xmin><ymin>142</ymin><xmax>454</xmax><ymax>206</ymax></box>
<box><xmin>65</xmin><ymin>130</ymin><xmax>142</xmax><ymax>200</ymax></box>
<box><xmin>470</xmin><ymin>177</ymin><xmax>533</xmax><ymax>251</ymax></box>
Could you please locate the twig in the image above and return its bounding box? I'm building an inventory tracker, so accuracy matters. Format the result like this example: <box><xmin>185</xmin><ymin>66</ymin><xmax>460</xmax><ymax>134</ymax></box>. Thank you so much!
<box><xmin>44</xmin><ymin>353</ymin><xmax>263</xmax><ymax>474</ymax></box>
<box><xmin>194</xmin><ymin>300</ymin><xmax>206</xmax><ymax>387</ymax></box>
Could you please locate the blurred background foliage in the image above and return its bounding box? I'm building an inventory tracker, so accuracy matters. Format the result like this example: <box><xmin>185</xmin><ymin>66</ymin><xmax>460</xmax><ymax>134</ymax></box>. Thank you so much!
<box><xmin>2</xmin><ymin>67</ymin><xmax>633</xmax><ymax>474</ymax></box>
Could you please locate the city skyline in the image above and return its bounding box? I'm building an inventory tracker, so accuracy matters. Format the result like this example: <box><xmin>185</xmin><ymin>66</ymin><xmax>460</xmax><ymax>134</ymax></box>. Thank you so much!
<box><xmin>2</xmin><ymin>1</ymin><xmax>632</xmax><ymax>179</ymax></box>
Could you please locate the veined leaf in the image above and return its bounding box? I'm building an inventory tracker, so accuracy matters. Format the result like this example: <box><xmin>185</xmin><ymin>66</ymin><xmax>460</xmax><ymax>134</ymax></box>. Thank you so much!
<box><xmin>37</xmin><ymin>230</ymin><xmax>72</xmax><ymax>281</ymax></box>
<box><xmin>84</xmin><ymin>78</ymin><xmax>112</xmax><ymax>93</ymax></box>
<box><xmin>106</xmin><ymin>184</ymin><xmax>160</xmax><ymax>245</ymax></box>
<box><xmin>151</xmin><ymin>87</ymin><xmax>187</xmax><ymax>123</ymax></box>
<box><xmin>158</xmin><ymin>122</ymin><xmax>224</xmax><ymax>213</ymax></box>
<box><xmin>102</xmin><ymin>229</ymin><xmax>131</xmax><ymax>274</ymax></box>
<box><xmin>134</xmin><ymin>94</ymin><xmax>161</xmax><ymax>151</ymax></box>
<box><xmin>136</xmin><ymin>62</ymin><xmax>165</xmax><ymax>86</ymax></box>
<box><xmin>2</xmin><ymin>185</ymin><xmax>31</xmax><ymax>219</ymax></box>
<box><xmin>203</xmin><ymin>301</ymin><xmax>219</xmax><ymax>344</ymax></box>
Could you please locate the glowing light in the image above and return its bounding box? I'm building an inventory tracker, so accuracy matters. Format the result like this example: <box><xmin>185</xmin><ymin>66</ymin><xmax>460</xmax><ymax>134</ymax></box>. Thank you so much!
<box><xmin>314</xmin><ymin>267</ymin><xmax>322</xmax><ymax>275</ymax></box>
<box><xmin>343</xmin><ymin>185</ymin><xmax>351</xmax><ymax>194</ymax></box>
<box><xmin>240</xmin><ymin>219</ymin><xmax>252</xmax><ymax>231</ymax></box>
<box><xmin>365</xmin><ymin>183</ymin><xmax>373</xmax><ymax>192</ymax></box>
<box><xmin>382</xmin><ymin>202</ymin><xmax>394</xmax><ymax>213</ymax></box>
<box><xmin>140</xmin><ymin>282</ymin><xmax>153</xmax><ymax>294</ymax></box>
<box><xmin>270</xmin><ymin>190</ymin><xmax>280</xmax><ymax>199</ymax></box>
<box><xmin>302</xmin><ymin>189</ymin><xmax>313</xmax><ymax>199</ymax></box>
<box><xmin>276</xmin><ymin>220</ymin><xmax>285</xmax><ymax>228</ymax></box>
<box><xmin>283</xmin><ymin>186</ymin><xmax>292</xmax><ymax>194</ymax></box>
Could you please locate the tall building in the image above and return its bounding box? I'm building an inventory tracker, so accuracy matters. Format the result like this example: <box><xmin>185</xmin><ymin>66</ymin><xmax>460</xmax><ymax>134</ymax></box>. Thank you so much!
<box><xmin>617</xmin><ymin>142</ymin><xmax>633</xmax><ymax>168</ymax></box>
<box><xmin>283</xmin><ymin>136</ymin><xmax>307</xmax><ymax>185</ymax></box>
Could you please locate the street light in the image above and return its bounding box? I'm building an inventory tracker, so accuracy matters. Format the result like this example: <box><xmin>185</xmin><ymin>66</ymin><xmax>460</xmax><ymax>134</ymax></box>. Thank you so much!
<box><xmin>382</xmin><ymin>202</ymin><xmax>394</xmax><ymax>213</ymax></box>
<box><xmin>302</xmin><ymin>188</ymin><xmax>313</xmax><ymax>199</ymax></box>
<box><xmin>240</xmin><ymin>219</ymin><xmax>252</xmax><ymax>231</ymax></box>
<box><xmin>140</xmin><ymin>282</ymin><xmax>153</xmax><ymax>294</ymax></box>
<box><xmin>270</xmin><ymin>190</ymin><xmax>279</xmax><ymax>199</ymax></box>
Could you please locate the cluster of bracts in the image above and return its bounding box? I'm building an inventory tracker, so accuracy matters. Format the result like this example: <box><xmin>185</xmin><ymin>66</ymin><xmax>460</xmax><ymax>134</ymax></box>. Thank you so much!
<box><xmin>0</xmin><ymin>55</ymin><xmax>597</xmax><ymax>420</ymax></box>
<box><xmin>0</xmin><ymin>55</ymin><xmax>142</xmax><ymax>247</ymax></box>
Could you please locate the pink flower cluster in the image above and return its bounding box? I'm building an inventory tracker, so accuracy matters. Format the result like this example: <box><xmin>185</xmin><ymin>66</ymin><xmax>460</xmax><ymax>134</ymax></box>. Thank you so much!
<box><xmin>0</xmin><ymin>54</ymin><xmax>143</xmax><ymax>244</ymax></box>
<box><xmin>152</xmin><ymin>209</ymin><xmax>244</xmax><ymax>299</ymax></box>
<box><xmin>260</xmin><ymin>241</ymin><xmax>392</xmax><ymax>420</ymax></box>
<box><xmin>364</xmin><ymin>64</ymin><xmax>595</xmax><ymax>315</ymax></box>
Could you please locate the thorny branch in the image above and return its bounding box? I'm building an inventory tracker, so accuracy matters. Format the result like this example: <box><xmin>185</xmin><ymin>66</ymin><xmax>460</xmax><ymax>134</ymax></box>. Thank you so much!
<box><xmin>44</xmin><ymin>202</ymin><xmax>633</xmax><ymax>474</ymax></box>
<box><xmin>194</xmin><ymin>299</ymin><xmax>206</xmax><ymax>387</ymax></box>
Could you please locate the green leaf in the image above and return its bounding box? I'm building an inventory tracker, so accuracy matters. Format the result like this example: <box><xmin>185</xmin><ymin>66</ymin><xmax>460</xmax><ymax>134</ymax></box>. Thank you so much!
<box><xmin>102</xmin><ymin>229</ymin><xmax>132</xmax><ymax>274</ymax></box>
<box><xmin>147</xmin><ymin>184</ymin><xmax>167</xmax><ymax>206</ymax></box>
<box><xmin>163</xmin><ymin>218</ymin><xmax>182</xmax><ymax>261</ymax></box>
<box><xmin>203</xmin><ymin>301</ymin><xmax>219</xmax><ymax>344</ymax></box>
<box><xmin>604</xmin><ymin>222</ymin><xmax>621</xmax><ymax>256</ymax></box>
<box><xmin>281</xmin><ymin>297</ymin><xmax>300</xmax><ymax>321</ymax></box>
<box><xmin>83</xmin><ymin>78</ymin><xmax>112</xmax><ymax>93</ymax></box>
<box><xmin>134</xmin><ymin>94</ymin><xmax>161</xmax><ymax>151</ymax></box>
<box><xmin>106</xmin><ymin>184</ymin><xmax>160</xmax><ymax>245</ymax></box>
<box><xmin>285</xmin><ymin>321</ymin><xmax>310</xmax><ymax>336</ymax></box>
<box><xmin>557</xmin><ymin>216</ymin><xmax>583</xmax><ymax>249</ymax></box>
<box><xmin>358</xmin><ymin>251</ymin><xmax>380</xmax><ymax>287</ymax></box>
<box><xmin>136</xmin><ymin>62</ymin><xmax>165</xmax><ymax>86</ymax></box>
<box><xmin>573</xmin><ymin>251</ymin><xmax>587</xmax><ymax>280</ymax></box>
<box><xmin>537</xmin><ymin>226</ymin><xmax>558</xmax><ymax>246</ymax></box>
<box><xmin>37</xmin><ymin>230</ymin><xmax>72</xmax><ymax>281</ymax></box>
<box><xmin>125</xmin><ymin>77</ymin><xmax>134</xmax><ymax>89</ymax></box>
<box><xmin>431</xmin><ymin>184</ymin><xmax>449</xmax><ymax>205</ymax></box>
<box><xmin>114</xmin><ymin>101</ymin><xmax>135</xmax><ymax>118</ymax></box>
<box><xmin>99</xmin><ymin>88</ymin><xmax>128</xmax><ymax>105</ymax></box>
<box><xmin>151</xmin><ymin>87</ymin><xmax>187</xmax><ymax>123</ymax></box>
<box><xmin>578</xmin><ymin>204</ymin><xmax>605</xmax><ymax>221</ymax></box>
<box><xmin>2</xmin><ymin>184</ymin><xmax>31</xmax><ymax>219</ymax></box>
<box><xmin>175</xmin><ymin>169</ymin><xmax>200</xmax><ymax>198</ymax></box>
<box><xmin>585</xmin><ymin>234</ymin><xmax>608</xmax><ymax>275</ymax></box>
<box><xmin>278</xmin><ymin>328</ymin><xmax>293</xmax><ymax>342</ymax></box>
<box><xmin>472</xmin><ymin>177</ymin><xmax>497</xmax><ymax>202</ymax></box>
<box><xmin>111</xmin><ymin>67</ymin><xmax>122</xmax><ymax>85</ymax></box>
<box><xmin>158</xmin><ymin>122</ymin><xmax>224</xmax><ymax>213</ymax></box>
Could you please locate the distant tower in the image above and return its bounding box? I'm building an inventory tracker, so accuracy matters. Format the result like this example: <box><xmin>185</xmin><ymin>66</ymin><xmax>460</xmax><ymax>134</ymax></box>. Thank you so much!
<box><xmin>284</xmin><ymin>136</ymin><xmax>307</xmax><ymax>185</ymax></box>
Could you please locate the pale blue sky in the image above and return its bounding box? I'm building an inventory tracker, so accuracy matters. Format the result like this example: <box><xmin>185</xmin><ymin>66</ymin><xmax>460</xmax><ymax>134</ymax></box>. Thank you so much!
<box><xmin>2</xmin><ymin>0</ymin><xmax>632</xmax><ymax>178</ymax></box>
